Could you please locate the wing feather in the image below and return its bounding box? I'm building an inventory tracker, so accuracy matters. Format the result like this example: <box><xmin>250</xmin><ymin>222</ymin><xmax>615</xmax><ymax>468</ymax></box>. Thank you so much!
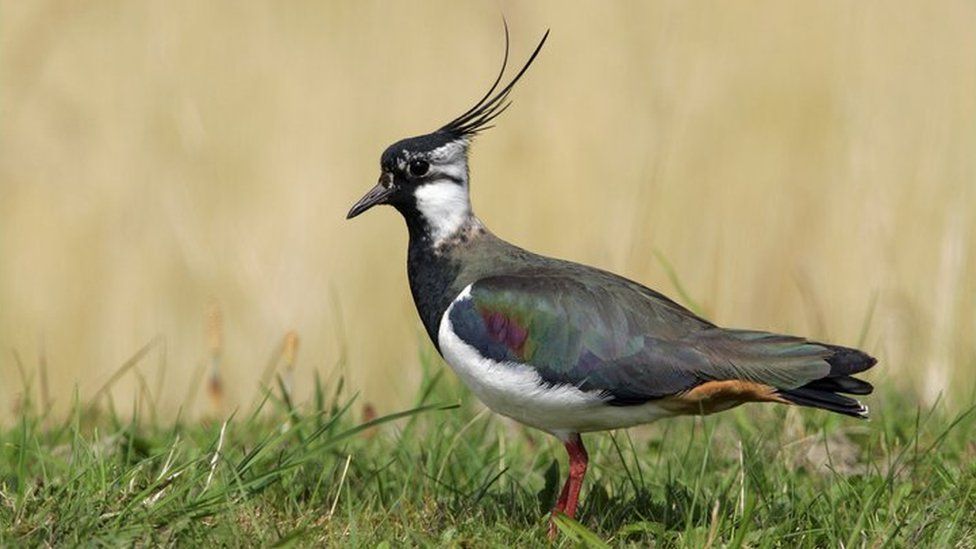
<box><xmin>447</xmin><ymin>272</ymin><xmax>837</xmax><ymax>405</ymax></box>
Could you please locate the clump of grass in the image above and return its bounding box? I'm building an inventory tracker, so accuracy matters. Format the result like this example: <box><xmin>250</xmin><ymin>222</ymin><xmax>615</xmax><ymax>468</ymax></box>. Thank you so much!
<box><xmin>0</xmin><ymin>363</ymin><xmax>454</xmax><ymax>546</ymax></box>
<box><xmin>1</xmin><ymin>353</ymin><xmax>974</xmax><ymax>546</ymax></box>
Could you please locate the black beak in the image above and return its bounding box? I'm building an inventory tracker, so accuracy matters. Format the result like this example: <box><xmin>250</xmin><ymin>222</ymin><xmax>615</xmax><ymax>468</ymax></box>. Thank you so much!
<box><xmin>346</xmin><ymin>173</ymin><xmax>395</xmax><ymax>219</ymax></box>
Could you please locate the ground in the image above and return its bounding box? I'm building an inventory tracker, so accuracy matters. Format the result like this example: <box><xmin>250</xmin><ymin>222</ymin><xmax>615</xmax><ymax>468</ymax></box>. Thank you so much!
<box><xmin>1</xmin><ymin>362</ymin><xmax>974</xmax><ymax>547</ymax></box>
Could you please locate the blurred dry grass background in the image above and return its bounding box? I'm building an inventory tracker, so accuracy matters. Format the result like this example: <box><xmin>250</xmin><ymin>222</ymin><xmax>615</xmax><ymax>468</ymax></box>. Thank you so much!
<box><xmin>1</xmin><ymin>1</ymin><xmax>974</xmax><ymax>420</ymax></box>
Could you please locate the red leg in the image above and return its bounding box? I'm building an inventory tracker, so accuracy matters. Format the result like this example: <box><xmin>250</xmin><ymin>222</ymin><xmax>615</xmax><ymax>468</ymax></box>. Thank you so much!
<box><xmin>562</xmin><ymin>434</ymin><xmax>589</xmax><ymax>519</ymax></box>
<box><xmin>548</xmin><ymin>433</ymin><xmax>589</xmax><ymax>538</ymax></box>
<box><xmin>553</xmin><ymin>476</ymin><xmax>571</xmax><ymax>514</ymax></box>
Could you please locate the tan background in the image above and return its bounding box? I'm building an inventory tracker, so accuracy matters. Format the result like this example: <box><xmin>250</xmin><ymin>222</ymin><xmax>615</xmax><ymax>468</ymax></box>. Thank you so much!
<box><xmin>2</xmin><ymin>1</ymin><xmax>974</xmax><ymax>419</ymax></box>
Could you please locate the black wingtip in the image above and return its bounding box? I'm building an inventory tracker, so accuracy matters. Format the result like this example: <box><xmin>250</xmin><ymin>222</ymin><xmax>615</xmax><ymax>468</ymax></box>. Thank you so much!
<box><xmin>777</xmin><ymin>343</ymin><xmax>877</xmax><ymax>419</ymax></box>
<box><xmin>778</xmin><ymin>388</ymin><xmax>871</xmax><ymax>419</ymax></box>
<box><xmin>823</xmin><ymin>344</ymin><xmax>878</xmax><ymax>376</ymax></box>
<box><xmin>799</xmin><ymin>375</ymin><xmax>874</xmax><ymax>396</ymax></box>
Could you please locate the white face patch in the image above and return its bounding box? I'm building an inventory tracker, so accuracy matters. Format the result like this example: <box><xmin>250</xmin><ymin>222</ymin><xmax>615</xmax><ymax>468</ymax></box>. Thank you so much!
<box><xmin>427</xmin><ymin>139</ymin><xmax>467</xmax><ymax>162</ymax></box>
<box><xmin>414</xmin><ymin>181</ymin><xmax>471</xmax><ymax>246</ymax></box>
<box><xmin>430</xmin><ymin>158</ymin><xmax>467</xmax><ymax>183</ymax></box>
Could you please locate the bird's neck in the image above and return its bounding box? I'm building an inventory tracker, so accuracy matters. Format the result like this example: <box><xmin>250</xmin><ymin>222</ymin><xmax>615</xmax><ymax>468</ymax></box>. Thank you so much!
<box><xmin>405</xmin><ymin>212</ymin><xmax>486</xmax><ymax>346</ymax></box>
<box><xmin>405</xmin><ymin>211</ymin><xmax>483</xmax><ymax>251</ymax></box>
<box><xmin>406</xmin><ymin>181</ymin><xmax>474</xmax><ymax>248</ymax></box>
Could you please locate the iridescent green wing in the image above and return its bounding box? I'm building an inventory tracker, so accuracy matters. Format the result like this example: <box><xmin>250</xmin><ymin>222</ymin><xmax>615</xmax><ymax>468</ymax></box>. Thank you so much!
<box><xmin>448</xmin><ymin>271</ymin><xmax>852</xmax><ymax>404</ymax></box>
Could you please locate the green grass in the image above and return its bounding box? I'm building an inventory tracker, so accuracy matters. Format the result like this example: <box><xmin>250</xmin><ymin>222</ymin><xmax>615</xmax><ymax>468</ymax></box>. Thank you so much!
<box><xmin>2</xmin><ymin>362</ymin><xmax>975</xmax><ymax>547</ymax></box>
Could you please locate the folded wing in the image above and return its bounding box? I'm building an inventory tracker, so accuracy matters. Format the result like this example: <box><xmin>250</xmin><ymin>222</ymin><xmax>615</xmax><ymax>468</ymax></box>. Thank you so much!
<box><xmin>447</xmin><ymin>271</ymin><xmax>874</xmax><ymax>416</ymax></box>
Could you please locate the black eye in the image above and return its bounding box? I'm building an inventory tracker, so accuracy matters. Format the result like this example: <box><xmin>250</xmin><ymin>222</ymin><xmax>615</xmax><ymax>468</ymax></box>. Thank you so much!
<box><xmin>408</xmin><ymin>159</ymin><xmax>430</xmax><ymax>178</ymax></box>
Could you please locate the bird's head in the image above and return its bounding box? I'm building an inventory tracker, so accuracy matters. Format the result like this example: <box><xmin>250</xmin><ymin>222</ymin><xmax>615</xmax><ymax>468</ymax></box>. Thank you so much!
<box><xmin>347</xmin><ymin>24</ymin><xmax>549</xmax><ymax>244</ymax></box>
<box><xmin>346</xmin><ymin>131</ymin><xmax>472</xmax><ymax>225</ymax></box>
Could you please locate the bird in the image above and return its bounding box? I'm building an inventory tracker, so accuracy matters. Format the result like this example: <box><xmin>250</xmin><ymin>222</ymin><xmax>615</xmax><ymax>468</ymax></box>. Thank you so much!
<box><xmin>346</xmin><ymin>25</ymin><xmax>877</xmax><ymax>537</ymax></box>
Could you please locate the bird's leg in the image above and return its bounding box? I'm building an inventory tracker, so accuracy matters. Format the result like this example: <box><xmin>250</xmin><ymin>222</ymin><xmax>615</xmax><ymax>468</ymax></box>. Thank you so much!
<box><xmin>548</xmin><ymin>433</ymin><xmax>588</xmax><ymax>538</ymax></box>
<box><xmin>553</xmin><ymin>476</ymin><xmax>571</xmax><ymax>515</ymax></box>
<box><xmin>562</xmin><ymin>434</ymin><xmax>589</xmax><ymax>519</ymax></box>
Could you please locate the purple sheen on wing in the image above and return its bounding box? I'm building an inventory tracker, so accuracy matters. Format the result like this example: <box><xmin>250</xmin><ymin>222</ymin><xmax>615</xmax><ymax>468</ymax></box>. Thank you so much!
<box><xmin>481</xmin><ymin>309</ymin><xmax>530</xmax><ymax>359</ymax></box>
<box><xmin>576</xmin><ymin>349</ymin><xmax>601</xmax><ymax>373</ymax></box>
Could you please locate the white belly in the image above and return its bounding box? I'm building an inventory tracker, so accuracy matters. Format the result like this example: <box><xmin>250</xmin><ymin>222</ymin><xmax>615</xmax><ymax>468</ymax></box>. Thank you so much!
<box><xmin>437</xmin><ymin>286</ymin><xmax>674</xmax><ymax>437</ymax></box>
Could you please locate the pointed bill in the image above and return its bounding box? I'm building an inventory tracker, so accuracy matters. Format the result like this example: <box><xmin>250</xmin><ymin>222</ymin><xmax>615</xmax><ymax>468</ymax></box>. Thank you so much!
<box><xmin>347</xmin><ymin>172</ymin><xmax>394</xmax><ymax>219</ymax></box>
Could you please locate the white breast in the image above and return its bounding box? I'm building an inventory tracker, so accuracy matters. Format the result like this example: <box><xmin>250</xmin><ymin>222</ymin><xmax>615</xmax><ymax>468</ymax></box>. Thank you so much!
<box><xmin>437</xmin><ymin>285</ymin><xmax>674</xmax><ymax>437</ymax></box>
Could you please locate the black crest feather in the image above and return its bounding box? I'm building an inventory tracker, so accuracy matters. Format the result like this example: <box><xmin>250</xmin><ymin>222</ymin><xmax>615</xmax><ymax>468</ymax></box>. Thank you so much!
<box><xmin>439</xmin><ymin>22</ymin><xmax>550</xmax><ymax>139</ymax></box>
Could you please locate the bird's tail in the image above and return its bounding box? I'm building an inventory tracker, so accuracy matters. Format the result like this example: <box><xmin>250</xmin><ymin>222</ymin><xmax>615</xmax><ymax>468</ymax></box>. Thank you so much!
<box><xmin>777</xmin><ymin>344</ymin><xmax>876</xmax><ymax>419</ymax></box>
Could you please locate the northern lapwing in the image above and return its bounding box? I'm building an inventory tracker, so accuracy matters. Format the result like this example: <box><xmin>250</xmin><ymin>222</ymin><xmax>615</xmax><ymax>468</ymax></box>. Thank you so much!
<box><xmin>346</xmin><ymin>27</ymin><xmax>877</xmax><ymax>536</ymax></box>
